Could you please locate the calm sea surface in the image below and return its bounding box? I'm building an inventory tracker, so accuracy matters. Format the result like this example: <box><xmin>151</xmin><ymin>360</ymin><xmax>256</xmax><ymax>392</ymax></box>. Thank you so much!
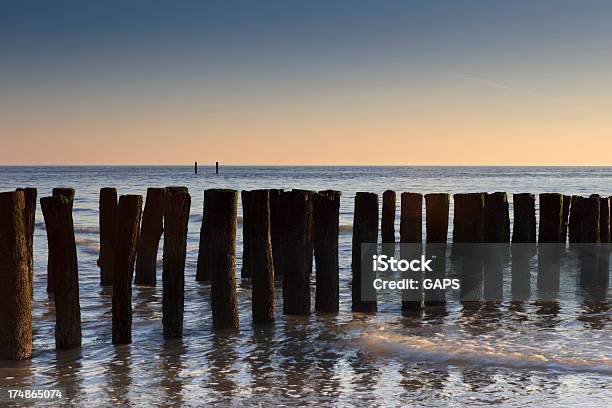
<box><xmin>0</xmin><ymin>166</ymin><xmax>610</xmax><ymax>407</ymax></box>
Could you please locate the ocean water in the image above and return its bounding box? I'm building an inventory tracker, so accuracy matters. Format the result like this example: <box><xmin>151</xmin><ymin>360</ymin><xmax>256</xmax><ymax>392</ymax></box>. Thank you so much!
<box><xmin>0</xmin><ymin>166</ymin><xmax>610</xmax><ymax>407</ymax></box>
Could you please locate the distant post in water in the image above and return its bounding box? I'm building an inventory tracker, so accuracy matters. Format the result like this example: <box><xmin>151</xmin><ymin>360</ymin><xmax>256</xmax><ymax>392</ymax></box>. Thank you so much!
<box><xmin>98</xmin><ymin>188</ymin><xmax>117</xmax><ymax>286</ymax></box>
<box><xmin>41</xmin><ymin>195</ymin><xmax>82</xmax><ymax>350</ymax></box>
<box><xmin>483</xmin><ymin>192</ymin><xmax>507</xmax><ymax>301</ymax></box>
<box><xmin>352</xmin><ymin>192</ymin><xmax>378</xmax><ymax>313</ymax></box>
<box><xmin>424</xmin><ymin>193</ymin><xmax>450</xmax><ymax>306</ymax></box>
<box><xmin>537</xmin><ymin>193</ymin><xmax>563</xmax><ymax>299</ymax></box>
<box><xmin>194</xmin><ymin>161</ymin><xmax>198</xmax><ymax>174</ymax></box>
<box><xmin>314</xmin><ymin>190</ymin><xmax>341</xmax><ymax>313</ymax></box>
<box><xmin>247</xmin><ymin>190</ymin><xmax>275</xmax><ymax>322</ymax></box>
<box><xmin>112</xmin><ymin>195</ymin><xmax>142</xmax><ymax>345</ymax></box>
<box><xmin>135</xmin><ymin>187</ymin><xmax>166</xmax><ymax>285</ymax></box>
<box><xmin>216</xmin><ymin>162</ymin><xmax>219</xmax><ymax>174</ymax></box>
<box><xmin>400</xmin><ymin>192</ymin><xmax>423</xmax><ymax>311</ymax></box>
<box><xmin>208</xmin><ymin>189</ymin><xmax>239</xmax><ymax>328</ymax></box>
<box><xmin>16</xmin><ymin>188</ymin><xmax>36</xmax><ymax>297</ymax></box>
<box><xmin>269</xmin><ymin>189</ymin><xmax>284</xmax><ymax>276</ymax></box>
<box><xmin>0</xmin><ymin>191</ymin><xmax>32</xmax><ymax>360</ymax></box>
<box><xmin>48</xmin><ymin>187</ymin><xmax>75</xmax><ymax>293</ymax></box>
<box><xmin>511</xmin><ymin>193</ymin><xmax>536</xmax><ymax>301</ymax></box>
<box><xmin>281</xmin><ymin>189</ymin><xmax>314</xmax><ymax>315</ymax></box>
<box><xmin>162</xmin><ymin>187</ymin><xmax>191</xmax><ymax>338</ymax></box>
<box><xmin>381</xmin><ymin>190</ymin><xmax>396</xmax><ymax>256</ymax></box>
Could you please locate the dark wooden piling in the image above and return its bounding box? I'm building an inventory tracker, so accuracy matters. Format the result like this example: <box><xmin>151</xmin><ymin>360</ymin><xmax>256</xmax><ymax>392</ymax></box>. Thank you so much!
<box><xmin>269</xmin><ymin>189</ymin><xmax>284</xmax><ymax>276</ymax></box>
<box><xmin>135</xmin><ymin>187</ymin><xmax>167</xmax><ymax>285</ymax></box>
<box><xmin>598</xmin><ymin>197</ymin><xmax>610</xmax><ymax>291</ymax></box>
<box><xmin>576</xmin><ymin>195</ymin><xmax>601</xmax><ymax>296</ymax></box>
<box><xmin>537</xmin><ymin>193</ymin><xmax>563</xmax><ymax>298</ymax></box>
<box><xmin>16</xmin><ymin>188</ymin><xmax>36</xmax><ymax>297</ymax></box>
<box><xmin>98</xmin><ymin>188</ymin><xmax>117</xmax><ymax>286</ymax></box>
<box><xmin>483</xmin><ymin>192</ymin><xmax>507</xmax><ymax>301</ymax></box>
<box><xmin>195</xmin><ymin>162</ymin><xmax>198</xmax><ymax>174</ymax></box>
<box><xmin>599</xmin><ymin>197</ymin><xmax>611</xmax><ymax>244</ymax></box>
<box><xmin>208</xmin><ymin>189</ymin><xmax>239</xmax><ymax>328</ymax></box>
<box><xmin>561</xmin><ymin>194</ymin><xmax>571</xmax><ymax>244</ymax></box>
<box><xmin>241</xmin><ymin>190</ymin><xmax>254</xmax><ymax>279</ymax></box>
<box><xmin>47</xmin><ymin>187</ymin><xmax>75</xmax><ymax>293</ymax></box>
<box><xmin>41</xmin><ymin>195</ymin><xmax>81</xmax><ymax>349</ymax></box>
<box><xmin>162</xmin><ymin>187</ymin><xmax>190</xmax><ymax>338</ymax></box>
<box><xmin>424</xmin><ymin>193</ymin><xmax>450</xmax><ymax>306</ymax></box>
<box><xmin>281</xmin><ymin>189</ymin><xmax>314</xmax><ymax>315</ymax></box>
<box><xmin>351</xmin><ymin>192</ymin><xmax>378</xmax><ymax>313</ymax></box>
<box><xmin>246</xmin><ymin>190</ymin><xmax>275</xmax><ymax>322</ymax></box>
<box><xmin>314</xmin><ymin>190</ymin><xmax>341</xmax><ymax>313</ymax></box>
<box><xmin>511</xmin><ymin>193</ymin><xmax>536</xmax><ymax>300</ymax></box>
<box><xmin>400</xmin><ymin>192</ymin><xmax>423</xmax><ymax>311</ymax></box>
<box><xmin>216</xmin><ymin>162</ymin><xmax>219</xmax><ymax>174</ymax></box>
<box><xmin>0</xmin><ymin>191</ymin><xmax>32</xmax><ymax>360</ymax></box>
<box><xmin>195</xmin><ymin>191</ymin><xmax>210</xmax><ymax>282</ymax></box>
<box><xmin>568</xmin><ymin>195</ymin><xmax>583</xmax><ymax>244</ymax></box>
<box><xmin>112</xmin><ymin>195</ymin><xmax>142</xmax><ymax>345</ymax></box>
<box><xmin>381</xmin><ymin>190</ymin><xmax>396</xmax><ymax>256</ymax></box>
<box><xmin>453</xmin><ymin>193</ymin><xmax>485</xmax><ymax>302</ymax></box>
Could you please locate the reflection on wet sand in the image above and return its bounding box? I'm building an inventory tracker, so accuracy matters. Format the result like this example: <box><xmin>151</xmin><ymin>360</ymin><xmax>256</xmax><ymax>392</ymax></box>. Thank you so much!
<box><xmin>160</xmin><ymin>339</ymin><xmax>186</xmax><ymax>407</ymax></box>
<box><xmin>107</xmin><ymin>346</ymin><xmax>132</xmax><ymax>406</ymax></box>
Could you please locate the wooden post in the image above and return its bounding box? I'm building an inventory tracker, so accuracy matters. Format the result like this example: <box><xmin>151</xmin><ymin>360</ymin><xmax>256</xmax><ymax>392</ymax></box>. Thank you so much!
<box><xmin>453</xmin><ymin>193</ymin><xmax>485</xmax><ymax>302</ymax></box>
<box><xmin>195</xmin><ymin>162</ymin><xmax>198</xmax><ymax>174</ymax></box>
<box><xmin>314</xmin><ymin>190</ymin><xmax>341</xmax><ymax>313</ymax></box>
<box><xmin>195</xmin><ymin>191</ymin><xmax>209</xmax><ymax>282</ymax></box>
<box><xmin>0</xmin><ymin>191</ymin><xmax>32</xmax><ymax>360</ymax></box>
<box><xmin>561</xmin><ymin>194</ymin><xmax>571</xmax><ymax>244</ymax></box>
<box><xmin>162</xmin><ymin>187</ymin><xmax>190</xmax><ymax>338</ymax></box>
<box><xmin>281</xmin><ymin>189</ymin><xmax>314</xmax><ymax>315</ymax></box>
<box><xmin>269</xmin><ymin>189</ymin><xmax>284</xmax><ymax>276</ymax></box>
<box><xmin>598</xmin><ymin>196</ymin><xmax>610</xmax><ymax>290</ymax></box>
<box><xmin>400</xmin><ymin>192</ymin><xmax>423</xmax><ymax>311</ymax></box>
<box><xmin>112</xmin><ymin>195</ymin><xmax>142</xmax><ymax>344</ymax></box>
<box><xmin>568</xmin><ymin>195</ymin><xmax>583</xmax><ymax>244</ymax></box>
<box><xmin>216</xmin><ymin>162</ymin><xmax>219</xmax><ymax>174</ymax></box>
<box><xmin>381</xmin><ymin>190</ymin><xmax>396</xmax><ymax>256</ymax></box>
<box><xmin>537</xmin><ymin>193</ymin><xmax>563</xmax><ymax>297</ymax></box>
<box><xmin>511</xmin><ymin>193</ymin><xmax>536</xmax><ymax>300</ymax></box>
<box><xmin>47</xmin><ymin>188</ymin><xmax>75</xmax><ymax>293</ymax></box>
<box><xmin>16</xmin><ymin>188</ymin><xmax>36</xmax><ymax>297</ymax></box>
<box><xmin>98</xmin><ymin>188</ymin><xmax>117</xmax><ymax>286</ymax></box>
<box><xmin>424</xmin><ymin>193</ymin><xmax>450</xmax><ymax>306</ymax></box>
<box><xmin>578</xmin><ymin>195</ymin><xmax>600</xmax><ymax>294</ymax></box>
<box><xmin>208</xmin><ymin>189</ymin><xmax>239</xmax><ymax>328</ymax></box>
<box><xmin>41</xmin><ymin>195</ymin><xmax>81</xmax><ymax>349</ymax></box>
<box><xmin>483</xmin><ymin>192</ymin><xmax>507</xmax><ymax>301</ymax></box>
<box><xmin>135</xmin><ymin>187</ymin><xmax>166</xmax><ymax>285</ymax></box>
<box><xmin>241</xmin><ymin>190</ymin><xmax>254</xmax><ymax>279</ymax></box>
<box><xmin>247</xmin><ymin>190</ymin><xmax>275</xmax><ymax>322</ymax></box>
<box><xmin>351</xmin><ymin>192</ymin><xmax>378</xmax><ymax>313</ymax></box>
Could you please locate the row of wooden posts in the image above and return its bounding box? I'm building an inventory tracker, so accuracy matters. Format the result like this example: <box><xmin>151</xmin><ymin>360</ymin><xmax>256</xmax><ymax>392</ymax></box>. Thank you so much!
<box><xmin>0</xmin><ymin>188</ymin><xmax>609</xmax><ymax>360</ymax></box>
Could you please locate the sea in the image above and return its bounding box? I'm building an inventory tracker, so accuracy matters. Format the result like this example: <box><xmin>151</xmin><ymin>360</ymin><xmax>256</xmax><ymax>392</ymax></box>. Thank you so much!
<box><xmin>0</xmin><ymin>166</ymin><xmax>610</xmax><ymax>407</ymax></box>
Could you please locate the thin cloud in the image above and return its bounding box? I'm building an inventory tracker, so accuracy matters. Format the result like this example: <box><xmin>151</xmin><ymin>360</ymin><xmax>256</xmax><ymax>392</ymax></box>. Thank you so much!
<box><xmin>450</xmin><ymin>74</ymin><xmax>598</xmax><ymax>116</ymax></box>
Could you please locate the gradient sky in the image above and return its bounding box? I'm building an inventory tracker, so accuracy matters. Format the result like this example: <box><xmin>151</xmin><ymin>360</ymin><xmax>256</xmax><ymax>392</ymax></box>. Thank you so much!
<box><xmin>2</xmin><ymin>1</ymin><xmax>612</xmax><ymax>165</ymax></box>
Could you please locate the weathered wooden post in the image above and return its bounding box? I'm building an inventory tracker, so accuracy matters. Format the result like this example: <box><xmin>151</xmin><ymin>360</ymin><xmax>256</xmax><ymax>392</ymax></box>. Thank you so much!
<box><xmin>598</xmin><ymin>196</ymin><xmax>610</xmax><ymax>291</ymax></box>
<box><xmin>208</xmin><ymin>189</ymin><xmax>239</xmax><ymax>328</ymax></box>
<box><xmin>578</xmin><ymin>195</ymin><xmax>601</xmax><ymax>294</ymax></box>
<box><xmin>195</xmin><ymin>191</ymin><xmax>209</xmax><ymax>282</ymax></box>
<box><xmin>247</xmin><ymin>190</ymin><xmax>275</xmax><ymax>322</ymax></box>
<box><xmin>483</xmin><ymin>192</ymin><xmax>507</xmax><ymax>301</ymax></box>
<box><xmin>98</xmin><ymin>188</ymin><xmax>117</xmax><ymax>286</ymax></box>
<box><xmin>424</xmin><ymin>193</ymin><xmax>450</xmax><ymax>306</ymax></box>
<box><xmin>511</xmin><ymin>193</ymin><xmax>536</xmax><ymax>300</ymax></box>
<box><xmin>314</xmin><ymin>190</ymin><xmax>341</xmax><ymax>313</ymax></box>
<box><xmin>162</xmin><ymin>187</ymin><xmax>190</xmax><ymax>338</ymax></box>
<box><xmin>381</xmin><ymin>190</ymin><xmax>396</xmax><ymax>256</ymax></box>
<box><xmin>352</xmin><ymin>192</ymin><xmax>378</xmax><ymax>313</ymax></box>
<box><xmin>400</xmin><ymin>192</ymin><xmax>423</xmax><ymax>311</ymax></box>
<box><xmin>47</xmin><ymin>187</ymin><xmax>75</xmax><ymax>293</ymax></box>
<box><xmin>281</xmin><ymin>189</ymin><xmax>314</xmax><ymax>315</ymax></box>
<box><xmin>16</xmin><ymin>188</ymin><xmax>36</xmax><ymax>296</ymax></box>
<box><xmin>41</xmin><ymin>195</ymin><xmax>82</xmax><ymax>349</ymax></box>
<box><xmin>453</xmin><ymin>193</ymin><xmax>485</xmax><ymax>303</ymax></box>
<box><xmin>241</xmin><ymin>190</ymin><xmax>254</xmax><ymax>279</ymax></box>
<box><xmin>568</xmin><ymin>195</ymin><xmax>583</xmax><ymax>244</ymax></box>
<box><xmin>561</xmin><ymin>194</ymin><xmax>571</xmax><ymax>244</ymax></box>
<box><xmin>135</xmin><ymin>187</ymin><xmax>166</xmax><ymax>285</ymax></box>
<box><xmin>112</xmin><ymin>195</ymin><xmax>142</xmax><ymax>345</ymax></box>
<box><xmin>269</xmin><ymin>189</ymin><xmax>284</xmax><ymax>276</ymax></box>
<box><xmin>0</xmin><ymin>191</ymin><xmax>32</xmax><ymax>360</ymax></box>
<box><xmin>537</xmin><ymin>193</ymin><xmax>563</xmax><ymax>298</ymax></box>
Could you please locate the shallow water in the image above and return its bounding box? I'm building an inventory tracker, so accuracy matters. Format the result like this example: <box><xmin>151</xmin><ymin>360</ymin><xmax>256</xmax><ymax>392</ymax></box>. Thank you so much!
<box><xmin>0</xmin><ymin>166</ymin><xmax>610</xmax><ymax>406</ymax></box>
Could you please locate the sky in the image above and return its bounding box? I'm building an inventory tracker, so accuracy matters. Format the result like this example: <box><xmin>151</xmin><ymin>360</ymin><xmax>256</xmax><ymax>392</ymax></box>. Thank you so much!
<box><xmin>1</xmin><ymin>0</ymin><xmax>612</xmax><ymax>165</ymax></box>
